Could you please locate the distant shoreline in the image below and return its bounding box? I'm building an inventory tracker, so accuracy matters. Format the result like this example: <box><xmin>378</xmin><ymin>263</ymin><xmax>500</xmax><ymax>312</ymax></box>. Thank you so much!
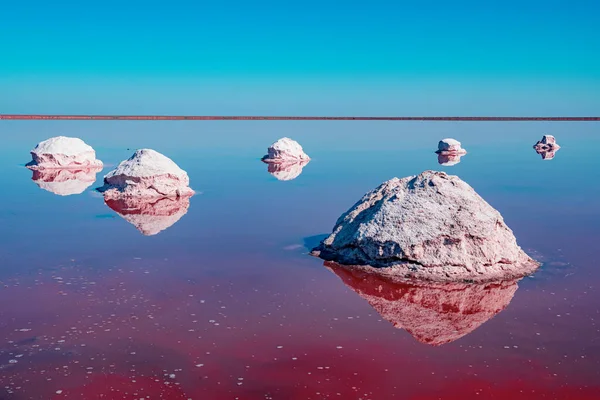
<box><xmin>1</xmin><ymin>115</ymin><xmax>599</xmax><ymax>121</ymax></box>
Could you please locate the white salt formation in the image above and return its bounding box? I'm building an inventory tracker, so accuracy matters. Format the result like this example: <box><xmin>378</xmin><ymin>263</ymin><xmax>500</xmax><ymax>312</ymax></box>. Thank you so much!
<box><xmin>436</xmin><ymin>138</ymin><xmax>467</xmax><ymax>154</ymax></box>
<box><xmin>27</xmin><ymin>136</ymin><xmax>103</xmax><ymax>169</ymax></box>
<box><xmin>533</xmin><ymin>135</ymin><xmax>560</xmax><ymax>160</ymax></box>
<box><xmin>99</xmin><ymin>149</ymin><xmax>194</xmax><ymax>198</ymax></box>
<box><xmin>262</xmin><ymin>137</ymin><xmax>310</xmax><ymax>163</ymax></box>
<box><xmin>105</xmin><ymin>196</ymin><xmax>190</xmax><ymax>236</ymax></box>
<box><xmin>326</xmin><ymin>261</ymin><xmax>519</xmax><ymax>345</ymax></box>
<box><xmin>266</xmin><ymin>160</ymin><xmax>310</xmax><ymax>181</ymax></box>
<box><xmin>31</xmin><ymin>167</ymin><xmax>102</xmax><ymax>196</ymax></box>
<box><xmin>312</xmin><ymin>171</ymin><xmax>538</xmax><ymax>282</ymax></box>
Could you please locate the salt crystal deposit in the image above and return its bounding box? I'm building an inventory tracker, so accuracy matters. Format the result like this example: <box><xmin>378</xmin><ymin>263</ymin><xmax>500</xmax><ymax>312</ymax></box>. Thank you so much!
<box><xmin>533</xmin><ymin>135</ymin><xmax>560</xmax><ymax>160</ymax></box>
<box><xmin>262</xmin><ymin>138</ymin><xmax>310</xmax><ymax>163</ymax></box>
<box><xmin>326</xmin><ymin>261</ymin><xmax>519</xmax><ymax>345</ymax></box>
<box><xmin>436</xmin><ymin>138</ymin><xmax>467</xmax><ymax>154</ymax></box>
<box><xmin>27</xmin><ymin>136</ymin><xmax>103</xmax><ymax>169</ymax></box>
<box><xmin>266</xmin><ymin>160</ymin><xmax>310</xmax><ymax>181</ymax></box>
<box><xmin>31</xmin><ymin>167</ymin><xmax>102</xmax><ymax>196</ymax></box>
<box><xmin>105</xmin><ymin>196</ymin><xmax>191</xmax><ymax>236</ymax></box>
<box><xmin>98</xmin><ymin>149</ymin><xmax>194</xmax><ymax>198</ymax></box>
<box><xmin>312</xmin><ymin>171</ymin><xmax>539</xmax><ymax>282</ymax></box>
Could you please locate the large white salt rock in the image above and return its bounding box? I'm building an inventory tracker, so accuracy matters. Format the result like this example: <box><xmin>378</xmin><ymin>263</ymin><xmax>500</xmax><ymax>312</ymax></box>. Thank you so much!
<box><xmin>105</xmin><ymin>196</ymin><xmax>190</xmax><ymax>236</ymax></box>
<box><xmin>326</xmin><ymin>261</ymin><xmax>519</xmax><ymax>345</ymax></box>
<box><xmin>266</xmin><ymin>159</ymin><xmax>310</xmax><ymax>181</ymax></box>
<box><xmin>31</xmin><ymin>167</ymin><xmax>102</xmax><ymax>196</ymax></box>
<box><xmin>99</xmin><ymin>149</ymin><xmax>194</xmax><ymax>198</ymax></box>
<box><xmin>437</xmin><ymin>138</ymin><xmax>466</xmax><ymax>154</ymax></box>
<box><xmin>312</xmin><ymin>171</ymin><xmax>538</xmax><ymax>282</ymax></box>
<box><xmin>27</xmin><ymin>136</ymin><xmax>103</xmax><ymax>169</ymax></box>
<box><xmin>262</xmin><ymin>137</ymin><xmax>310</xmax><ymax>163</ymax></box>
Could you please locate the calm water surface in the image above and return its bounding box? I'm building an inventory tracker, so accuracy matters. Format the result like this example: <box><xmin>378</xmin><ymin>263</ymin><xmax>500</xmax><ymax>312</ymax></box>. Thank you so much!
<box><xmin>0</xmin><ymin>121</ymin><xmax>599</xmax><ymax>399</ymax></box>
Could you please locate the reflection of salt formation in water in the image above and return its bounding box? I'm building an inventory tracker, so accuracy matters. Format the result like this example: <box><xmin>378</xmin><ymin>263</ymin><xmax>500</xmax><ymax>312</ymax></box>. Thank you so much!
<box><xmin>105</xmin><ymin>196</ymin><xmax>191</xmax><ymax>236</ymax></box>
<box><xmin>326</xmin><ymin>261</ymin><xmax>519</xmax><ymax>346</ymax></box>
<box><xmin>437</xmin><ymin>152</ymin><xmax>465</xmax><ymax>166</ymax></box>
<box><xmin>533</xmin><ymin>135</ymin><xmax>560</xmax><ymax>160</ymax></box>
<box><xmin>535</xmin><ymin>147</ymin><xmax>560</xmax><ymax>160</ymax></box>
<box><xmin>31</xmin><ymin>167</ymin><xmax>102</xmax><ymax>196</ymax></box>
<box><xmin>265</xmin><ymin>159</ymin><xmax>310</xmax><ymax>181</ymax></box>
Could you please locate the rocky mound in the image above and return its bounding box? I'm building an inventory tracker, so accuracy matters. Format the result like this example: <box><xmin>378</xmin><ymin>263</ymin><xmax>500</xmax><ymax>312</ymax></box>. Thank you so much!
<box><xmin>98</xmin><ymin>149</ymin><xmax>194</xmax><ymax>198</ymax></box>
<box><xmin>326</xmin><ymin>261</ymin><xmax>519</xmax><ymax>345</ymax></box>
<box><xmin>105</xmin><ymin>196</ymin><xmax>191</xmax><ymax>236</ymax></box>
<box><xmin>31</xmin><ymin>167</ymin><xmax>102</xmax><ymax>196</ymax></box>
<box><xmin>27</xmin><ymin>136</ymin><xmax>103</xmax><ymax>169</ymax></box>
<box><xmin>533</xmin><ymin>135</ymin><xmax>560</xmax><ymax>160</ymax></box>
<box><xmin>436</xmin><ymin>138</ymin><xmax>467</xmax><ymax>155</ymax></box>
<box><xmin>312</xmin><ymin>171</ymin><xmax>539</xmax><ymax>282</ymax></box>
<box><xmin>262</xmin><ymin>137</ymin><xmax>310</xmax><ymax>163</ymax></box>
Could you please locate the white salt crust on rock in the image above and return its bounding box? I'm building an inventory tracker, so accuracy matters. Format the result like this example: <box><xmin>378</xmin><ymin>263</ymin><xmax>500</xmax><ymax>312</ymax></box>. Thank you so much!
<box><xmin>533</xmin><ymin>135</ymin><xmax>560</xmax><ymax>160</ymax></box>
<box><xmin>105</xmin><ymin>196</ymin><xmax>190</xmax><ymax>236</ymax></box>
<box><xmin>262</xmin><ymin>137</ymin><xmax>310</xmax><ymax>163</ymax></box>
<box><xmin>326</xmin><ymin>261</ymin><xmax>519</xmax><ymax>345</ymax></box>
<box><xmin>27</xmin><ymin>136</ymin><xmax>103</xmax><ymax>169</ymax></box>
<box><xmin>312</xmin><ymin>171</ymin><xmax>539</xmax><ymax>282</ymax></box>
<box><xmin>99</xmin><ymin>149</ymin><xmax>194</xmax><ymax>198</ymax></box>
<box><xmin>436</xmin><ymin>138</ymin><xmax>467</xmax><ymax>154</ymax></box>
<box><xmin>266</xmin><ymin>159</ymin><xmax>310</xmax><ymax>181</ymax></box>
<box><xmin>31</xmin><ymin>167</ymin><xmax>103</xmax><ymax>196</ymax></box>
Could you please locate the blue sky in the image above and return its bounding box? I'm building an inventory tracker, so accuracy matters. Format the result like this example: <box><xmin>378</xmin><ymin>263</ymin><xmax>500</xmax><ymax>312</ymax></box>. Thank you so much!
<box><xmin>1</xmin><ymin>0</ymin><xmax>599</xmax><ymax>115</ymax></box>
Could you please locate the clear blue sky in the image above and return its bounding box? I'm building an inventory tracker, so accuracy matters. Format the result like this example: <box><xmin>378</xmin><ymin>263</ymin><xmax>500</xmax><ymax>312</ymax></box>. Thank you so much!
<box><xmin>1</xmin><ymin>0</ymin><xmax>599</xmax><ymax>115</ymax></box>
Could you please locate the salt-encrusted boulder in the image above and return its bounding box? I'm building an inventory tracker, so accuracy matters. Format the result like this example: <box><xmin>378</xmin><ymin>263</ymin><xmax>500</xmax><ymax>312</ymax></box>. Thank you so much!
<box><xmin>266</xmin><ymin>160</ymin><xmax>310</xmax><ymax>181</ymax></box>
<box><xmin>437</xmin><ymin>152</ymin><xmax>464</xmax><ymax>166</ymax></box>
<box><xmin>533</xmin><ymin>135</ymin><xmax>560</xmax><ymax>160</ymax></box>
<box><xmin>105</xmin><ymin>196</ymin><xmax>190</xmax><ymax>236</ymax></box>
<box><xmin>312</xmin><ymin>171</ymin><xmax>539</xmax><ymax>282</ymax></box>
<box><xmin>534</xmin><ymin>135</ymin><xmax>559</xmax><ymax>148</ymax></box>
<box><xmin>27</xmin><ymin>136</ymin><xmax>103</xmax><ymax>169</ymax></box>
<box><xmin>98</xmin><ymin>149</ymin><xmax>194</xmax><ymax>198</ymax></box>
<box><xmin>31</xmin><ymin>167</ymin><xmax>102</xmax><ymax>196</ymax></box>
<box><xmin>326</xmin><ymin>261</ymin><xmax>518</xmax><ymax>345</ymax></box>
<box><xmin>436</xmin><ymin>138</ymin><xmax>467</xmax><ymax>154</ymax></box>
<box><xmin>262</xmin><ymin>137</ymin><xmax>310</xmax><ymax>163</ymax></box>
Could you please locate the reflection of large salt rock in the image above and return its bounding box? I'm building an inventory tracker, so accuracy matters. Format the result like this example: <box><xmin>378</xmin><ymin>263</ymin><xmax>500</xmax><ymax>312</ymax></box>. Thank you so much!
<box><xmin>533</xmin><ymin>135</ymin><xmax>560</xmax><ymax>160</ymax></box>
<box><xmin>262</xmin><ymin>137</ymin><xmax>310</xmax><ymax>163</ymax></box>
<box><xmin>31</xmin><ymin>167</ymin><xmax>102</xmax><ymax>196</ymax></box>
<box><xmin>105</xmin><ymin>196</ymin><xmax>191</xmax><ymax>236</ymax></box>
<box><xmin>27</xmin><ymin>136</ymin><xmax>103</xmax><ymax>169</ymax></box>
<box><xmin>326</xmin><ymin>261</ymin><xmax>518</xmax><ymax>345</ymax></box>
<box><xmin>266</xmin><ymin>160</ymin><xmax>310</xmax><ymax>181</ymax></box>
<box><xmin>437</xmin><ymin>152</ymin><xmax>464</xmax><ymax>166</ymax></box>
<box><xmin>436</xmin><ymin>138</ymin><xmax>467</xmax><ymax>155</ymax></box>
<box><xmin>312</xmin><ymin>171</ymin><xmax>539</xmax><ymax>282</ymax></box>
<box><xmin>99</xmin><ymin>149</ymin><xmax>194</xmax><ymax>198</ymax></box>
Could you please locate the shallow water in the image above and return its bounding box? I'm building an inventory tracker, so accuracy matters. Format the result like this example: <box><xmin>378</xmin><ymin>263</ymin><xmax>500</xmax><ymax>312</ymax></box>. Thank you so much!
<box><xmin>0</xmin><ymin>121</ymin><xmax>599</xmax><ymax>399</ymax></box>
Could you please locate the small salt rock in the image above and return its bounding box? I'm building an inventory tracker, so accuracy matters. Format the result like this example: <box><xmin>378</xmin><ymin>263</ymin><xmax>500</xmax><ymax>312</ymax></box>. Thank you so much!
<box><xmin>436</xmin><ymin>138</ymin><xmax>466</xmax><ymax>154</ymax></box>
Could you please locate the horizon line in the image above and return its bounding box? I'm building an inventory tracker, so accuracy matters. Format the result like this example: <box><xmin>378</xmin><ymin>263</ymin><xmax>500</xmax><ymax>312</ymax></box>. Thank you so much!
<box><xmin>1</xmin><ymin>115</ymin><xmax>599</xmax><ymax>121</ymax></box>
